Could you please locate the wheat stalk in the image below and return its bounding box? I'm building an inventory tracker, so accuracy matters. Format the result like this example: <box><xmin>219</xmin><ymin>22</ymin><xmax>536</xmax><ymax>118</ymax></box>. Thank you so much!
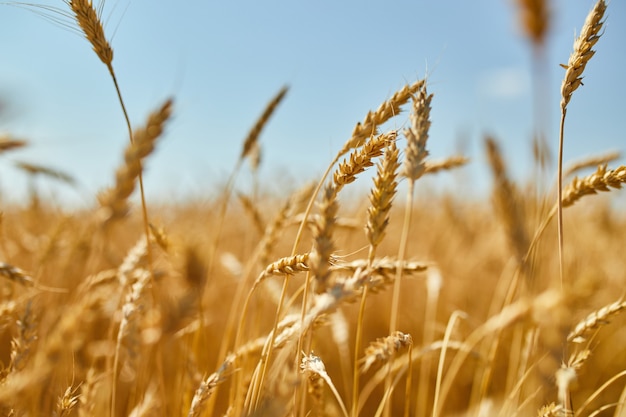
<box><xmin>557</xmin><ymin>0</ymin><xmax>607</xmax><ymax>291</ymax></box>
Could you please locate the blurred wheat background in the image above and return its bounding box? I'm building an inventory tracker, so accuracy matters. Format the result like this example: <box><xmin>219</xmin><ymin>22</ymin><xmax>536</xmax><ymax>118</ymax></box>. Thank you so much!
<box><xmin>1</xmin><ymin>1</ymin><xmax>626</xmax><ymax>416</ymax></box>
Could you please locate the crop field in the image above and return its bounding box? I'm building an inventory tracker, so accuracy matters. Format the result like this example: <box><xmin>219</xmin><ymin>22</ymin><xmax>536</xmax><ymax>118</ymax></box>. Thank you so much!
<box><xmin>1</xmin><ymin>1</ymin><xmax>626</xmax><ymax>416</ymax></box>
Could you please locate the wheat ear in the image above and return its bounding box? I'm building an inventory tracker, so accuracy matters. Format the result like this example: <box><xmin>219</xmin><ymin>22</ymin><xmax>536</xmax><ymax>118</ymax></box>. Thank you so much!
<box><xmin>568</xmin><ymin>298</ymin><xmax>626</xmax><ymax>343</ymax></box>
<box><xmin>557</xmin><ymin>0</ymin><xmax>606</xmax><ymax>289</ymax></box>
<box><xmin>526</xmin><ymin>164</ymin><xmax>626</xmax><ymax>262</ymax></box>
<box><xmin>98</xmin><ymin>99</ymin><xmax>173</xmax><ymax>221</ymax></box>
<box><xmin>0</xmin><ymin>136</ymin><xmax>27</xmax><ymax>153</ymax></box>
<box><xmin>515</xmin><ymin>0</ymin><xmax>550</xmax><ymax>48</ymax></box>
<box><xmin>485</xmin><ymin>137</ymin><xmax>529</xmax><ymax>271</ymax></box>
<box><xmin>423</xmin><ymin>155</ymin><xmax>469</xmax><ymax>175</ymax></box>
<box><xmin>301</xmin><ymin>353</ymin><xmax>349</xmax><ymax>417</ymax></box>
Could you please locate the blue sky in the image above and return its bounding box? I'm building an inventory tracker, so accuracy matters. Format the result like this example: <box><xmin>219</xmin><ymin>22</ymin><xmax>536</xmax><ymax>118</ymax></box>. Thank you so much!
<box><xmin>0</xmin><ymin>0</ymin><xmax>624</xmax><ymax>206</ymax></box>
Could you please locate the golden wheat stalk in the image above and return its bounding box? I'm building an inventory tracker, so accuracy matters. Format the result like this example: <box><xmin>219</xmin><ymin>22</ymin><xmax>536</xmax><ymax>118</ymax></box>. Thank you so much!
<box><xmin>557</xmin><ymin>0</ymin><xmax>607</xmax><ymax>290</ymax></box>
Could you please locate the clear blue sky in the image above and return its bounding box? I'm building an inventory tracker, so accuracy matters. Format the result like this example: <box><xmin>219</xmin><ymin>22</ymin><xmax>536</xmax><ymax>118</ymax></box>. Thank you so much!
<box><xmin>1</xmin><ymin>0</ymin><xmax>624</xmax><ymax>206</ymax></box>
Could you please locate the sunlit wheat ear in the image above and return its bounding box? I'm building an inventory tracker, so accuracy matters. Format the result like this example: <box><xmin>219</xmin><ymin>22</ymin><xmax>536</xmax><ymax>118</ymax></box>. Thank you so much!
<box><xmin>240</xmin><ymin>85</ymin><xmax>289</xmax><ymax>164</ymax></box>
<box><xmin>187</xmin><ymin>354</ymin><xmax>235</xmax><ymax>417</ymax></box>
<box><xmin>360</xmin><ymin>332</ymin><xmax>413</xmax><ymax>373</ymax></box>
<box><xmin>334</xmin><ymin>131</ymin><xmax>396</xmax><ymax>192</ymax></box>
<box><xmin>338</xmin><ymin>80</ymin><xmax>424</xmax><ymax>158</ymax></box>
<box><xmin>98</xmin><ymin>98</ymin><xmax>173</xmax><ymax>222</ymax></box>
<box><xmin>560</xmin><ymin>0</ymin><xmax>606</xmax><ymax>111</ymax></box>
<box><xmin>56</xmin><ymin>384</ymin><xmax>80</xmax><ymax>417</ymax></box>
<box><xmin>255</xmin><ymin>253</ymin><xmax>310</xmax><ymax>287</ymax></box>
<box><xmin>568</xmin><ymin>298</ymin><xmax>626</xmax><ymax>343</ymax></box>
<box><xmin>560</xmin><ymin>165</ymin><xmax>626</xmax><ymax>208</ymax></box>
<box><xmin>300</xmin><ymin>352</ymin><xmax>349</xmax><ymax>417</ymax></box>
<box><xmin>401</xmin><ymin>83</ymin><xmax>432</xmax><ymax>182</ymax></box>
<box><xmin>65</xmin><ymin>0</ymin><xmax>113</xmax><ymax>66</ymax></box>
<box><xmin>366</xmin><ymin>140</ymin><xmax>400</xmax><ymax>253</ymax></box>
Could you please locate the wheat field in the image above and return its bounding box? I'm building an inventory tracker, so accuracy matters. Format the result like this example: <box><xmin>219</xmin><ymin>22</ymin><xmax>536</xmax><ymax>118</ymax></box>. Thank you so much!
<box><xmin>1</xmin><ymin>1</ymin><xmax>626</xmax><ymax>416</ymax></box>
